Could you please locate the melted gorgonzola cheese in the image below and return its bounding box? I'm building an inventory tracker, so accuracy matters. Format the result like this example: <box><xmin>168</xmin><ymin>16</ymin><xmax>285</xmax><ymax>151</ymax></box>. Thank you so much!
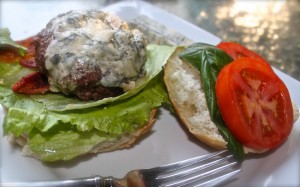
<box><xmin>43</xmin><ymin>10</ymin><xmax>147</xmax><ymax>94</ymax></box>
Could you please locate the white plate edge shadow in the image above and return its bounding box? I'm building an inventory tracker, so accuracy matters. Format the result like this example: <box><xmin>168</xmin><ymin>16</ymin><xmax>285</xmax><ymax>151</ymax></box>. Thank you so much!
<box><xmin>1</xmin><ymin>1</ymin><xmax>300</xmax><ymax>186</ymax></box>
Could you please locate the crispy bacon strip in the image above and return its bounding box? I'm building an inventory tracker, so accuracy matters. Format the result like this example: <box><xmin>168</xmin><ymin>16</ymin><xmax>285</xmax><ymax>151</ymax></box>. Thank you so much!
<box><xmin>0</xmin><ymin>36</ymin><xmax>37</xmax><ymax>68</ymax></box>
<box><xmin>16</xmin><ymin>36</ymin><xmax>37</xmax><ymax>68</ymax></box>
<box><xmin>11</xmin><ymin>72</ymin><xmax>50</xmax><ymax>94</ymax></box>
<box><xmin>1</xmin><ymin>35</ymin><xmax>49</xmax><ymax>94</ymax></box>
<box><xmin>0</xmin><ymin>48</ymin><xmax>20</xmax><ymax>63</ymax></box>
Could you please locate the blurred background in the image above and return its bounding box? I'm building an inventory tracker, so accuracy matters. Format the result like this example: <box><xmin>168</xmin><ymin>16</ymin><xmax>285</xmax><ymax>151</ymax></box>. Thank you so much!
<box><xmin>141</xmin><ymin>0</ymin><xmax>300</xmax><ymax>81</ymax></box>
<box><xmin>1</xmin><ymin>0</ymin><xmax>299</xmax><ymax>81</ymax></box>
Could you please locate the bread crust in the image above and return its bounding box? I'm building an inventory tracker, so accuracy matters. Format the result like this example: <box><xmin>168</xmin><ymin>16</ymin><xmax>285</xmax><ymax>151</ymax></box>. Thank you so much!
<box><xmin>164</xmin><ymin>48</ymin><xmax>227</xmax><ymax>150</ymax></box>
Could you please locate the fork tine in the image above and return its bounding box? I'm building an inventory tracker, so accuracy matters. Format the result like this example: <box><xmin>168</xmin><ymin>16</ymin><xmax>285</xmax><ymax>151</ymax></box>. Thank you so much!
<box><xmin>141</xmin><ymin>150</ymin><xmax>241</xmax><ymax>187</ymax></box>
<box><xmin>142</xmin><ymin>150</ymin><xmax>228</xmax><ymax>177</ymax></box>
<box><xmin>193</xmin><ymin>168</ymin><xmax>241</xmax><ymax>187</ymax></box>
<box><xmin>156</xmin><ymin>154</ymin><xmax>234</xmax><ymax>180</ymax></box>
<box><xmin>163</xmin><ymin>160</ymin><xmax>240</xmax><ymax>187</ymax></box>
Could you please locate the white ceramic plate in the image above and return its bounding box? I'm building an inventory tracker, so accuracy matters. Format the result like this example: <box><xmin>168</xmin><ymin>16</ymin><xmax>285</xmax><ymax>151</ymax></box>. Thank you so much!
<box><xmin>1</xmin><ymin>1</ymin><xmax>299</xmax><ymax>186</ymax></box>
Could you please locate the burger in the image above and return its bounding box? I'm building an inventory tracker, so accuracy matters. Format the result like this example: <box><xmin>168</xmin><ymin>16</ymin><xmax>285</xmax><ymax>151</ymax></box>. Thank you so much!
<box><xmin>0</xmin><ymin>10</ymin><xmax>176</xmax><ymax>161</ymax></box>
<box><xmin>34</xmin><ymin>10</ymin><xmax>148</xmax><ymax>101</ymax></box>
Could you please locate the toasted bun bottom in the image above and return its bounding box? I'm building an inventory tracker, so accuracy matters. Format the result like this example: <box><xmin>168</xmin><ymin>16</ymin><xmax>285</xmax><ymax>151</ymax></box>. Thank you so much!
<box><xmin>8</xmin><ymin>109</ymin><xmax>157</xmax><ymax>160</ymax></box>
<box><xmin>164</xmin><ymin>48</ymin><xmax>299</xmax><ymax>154</ymax></box>
<box><xmin>164</xmin><ymin>48</ymin><xmax>227</xmax><ymax>150</ymax></box>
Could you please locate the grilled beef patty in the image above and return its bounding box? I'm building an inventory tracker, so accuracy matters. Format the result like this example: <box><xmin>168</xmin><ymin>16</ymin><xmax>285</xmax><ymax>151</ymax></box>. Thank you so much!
<box><xmin>34</xmin><ymin>10</ymin><xmax>147</xmax><ymax>101</ymax></box>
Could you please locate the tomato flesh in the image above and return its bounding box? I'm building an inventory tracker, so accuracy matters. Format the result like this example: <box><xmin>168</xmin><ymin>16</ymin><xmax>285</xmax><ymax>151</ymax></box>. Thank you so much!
<box><xmin>216</xmin><ymin>57</ymin><xmax>293</xmax><ymax>150</ymax></box>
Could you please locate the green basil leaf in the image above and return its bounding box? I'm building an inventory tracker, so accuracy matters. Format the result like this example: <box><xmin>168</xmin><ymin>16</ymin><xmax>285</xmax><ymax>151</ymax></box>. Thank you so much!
<box><xmin>180</xmin><ymin>42</ymin><xmax>245</xmax><ymax>162</ymax></box>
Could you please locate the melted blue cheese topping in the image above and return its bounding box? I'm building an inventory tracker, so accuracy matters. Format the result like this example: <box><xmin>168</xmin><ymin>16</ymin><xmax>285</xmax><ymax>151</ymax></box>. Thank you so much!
<box><xmin>44</xmin><ymin>10</ymin><xmax>147</xmax><ymax>94</ymax></box>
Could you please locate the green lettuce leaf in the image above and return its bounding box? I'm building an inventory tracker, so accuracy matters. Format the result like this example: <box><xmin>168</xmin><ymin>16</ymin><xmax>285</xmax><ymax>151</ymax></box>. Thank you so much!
<box><xmin>0</xmin><ymin>43</ymin><xmax>174</xmax><ymax>161</ymax></box>
<box><xmin>28</xmin><ymin>127</ymin><xmax>117</xmax><ymax>161</ymax></box>
<box><xmin>0</xmin><ymin>28</ymin><xmax>27</xmax><ymax>56</ymax></box>
<box><xmin>0</xmin><ymin>62</ymin><xmax>34</xmax><ymax>87</ymax></box>
<box><xmin>1</xmin><ymin>73</ymin><xmax>168</xmax><ymax>161</ymax></box>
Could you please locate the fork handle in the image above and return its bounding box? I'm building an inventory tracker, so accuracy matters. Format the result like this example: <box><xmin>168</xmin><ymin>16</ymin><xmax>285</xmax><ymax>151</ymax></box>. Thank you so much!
<box><xmin>2</xmin><ymin>176</ymin><xmax>116</xmax><ymax>187</ymax></box>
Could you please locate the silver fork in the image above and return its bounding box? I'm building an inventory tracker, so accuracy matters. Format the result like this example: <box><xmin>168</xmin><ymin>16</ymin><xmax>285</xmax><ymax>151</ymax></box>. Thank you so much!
<box><xmin>2</xmin><ymin>150</ymin><xmax>241</xmax><ymax>187</ymax></box>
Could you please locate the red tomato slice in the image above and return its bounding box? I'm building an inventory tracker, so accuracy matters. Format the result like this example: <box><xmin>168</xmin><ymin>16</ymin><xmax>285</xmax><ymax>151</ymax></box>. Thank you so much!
<box><xmin>216</xmin><ymin>57</ymin><xmax>293</xmax><ymax>150</ymax></box>
<box><xmin>217</xmin><ymin>41</ymin><xmax>272</xmax><ymax>70</ymax></box>
<box><xmin>12</xmin><ymin>72</ymin><xmax>50</xmax><ymax>94</ymax></box>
